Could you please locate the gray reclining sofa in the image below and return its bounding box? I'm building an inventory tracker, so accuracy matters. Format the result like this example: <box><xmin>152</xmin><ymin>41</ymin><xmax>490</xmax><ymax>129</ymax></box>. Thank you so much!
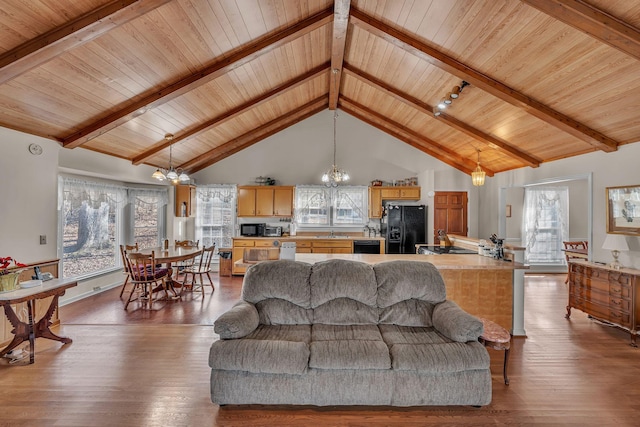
<box><xmin>209</xmin><ymin>259</ymin><xmax>491</xmax><ymax>406</ymax></box>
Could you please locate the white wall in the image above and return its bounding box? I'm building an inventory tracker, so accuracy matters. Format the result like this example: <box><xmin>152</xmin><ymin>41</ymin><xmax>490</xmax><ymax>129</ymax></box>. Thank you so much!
<box><xmin>481</xmin><ymin>143</ymin><xmax>640</xmax><ymax>269</ymax></box>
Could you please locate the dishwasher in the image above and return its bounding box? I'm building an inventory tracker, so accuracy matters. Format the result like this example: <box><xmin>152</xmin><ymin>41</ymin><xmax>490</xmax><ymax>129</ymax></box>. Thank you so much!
<box><xmin>353</xmin><ymin>240</ymin><xmax>381</xmax><ymax>254</ymax></box>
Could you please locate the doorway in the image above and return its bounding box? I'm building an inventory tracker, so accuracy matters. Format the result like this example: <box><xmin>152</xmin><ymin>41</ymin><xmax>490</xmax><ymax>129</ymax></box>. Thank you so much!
<box><xmin>433</xmin><ymin>191</ymin><xmax>468</xmax><ymax>242</ymax></box>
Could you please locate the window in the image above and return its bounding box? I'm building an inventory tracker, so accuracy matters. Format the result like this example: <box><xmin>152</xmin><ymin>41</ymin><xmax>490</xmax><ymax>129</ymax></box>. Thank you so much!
<box><xmin>129</xmin><ymin>189</ymin><xmax>167</xmax><ymax>249</ymax></box>
<box><xmin>522</xmin><ymin>187</ymin><xmax>569</xmax><ymax>264</ymax></box>
<box><xmin>195</xmin><ymin>185</ymin><xmax>236</xmax><ymax>255</ymax></box>
<box><xmin>59</xmin><ymin>176</ymin><xmax>168</xmax><ymax>279</ymax></box>
<box><xmin>295</xmin><ymin>185</ymin><xmax>368</xmax><ymax>227</ymax></box>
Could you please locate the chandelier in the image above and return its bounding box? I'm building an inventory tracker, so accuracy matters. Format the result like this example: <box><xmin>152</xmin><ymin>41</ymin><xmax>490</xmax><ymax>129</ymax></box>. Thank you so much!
<box><xmin>151</xmin><ymin>133</ymin><xmax>190</xmax><ymax>184</ymax></box>
<box><xmin>321</xmin><ymin>110</ymin><xmax>350</xmax><ymax>186</ymax></box>
<box><xmin>471</xmin><ymin>149</ymin><xmax>486</xmax><ymax>186</ymax></box>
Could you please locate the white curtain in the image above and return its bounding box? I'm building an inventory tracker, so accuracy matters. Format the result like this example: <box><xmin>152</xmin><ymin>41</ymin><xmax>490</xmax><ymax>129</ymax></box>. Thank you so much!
<box><xmin>522</xmin><ymin>186</ymin><xmax>569</xmax><ymax>264</ymax></box>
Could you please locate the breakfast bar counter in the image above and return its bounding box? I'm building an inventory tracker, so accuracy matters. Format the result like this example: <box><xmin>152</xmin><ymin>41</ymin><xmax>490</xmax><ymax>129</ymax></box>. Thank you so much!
<box><xmin>295</xmin><ymin>253</ymin><xmax>528</xmax><ymax>336</ymax></box>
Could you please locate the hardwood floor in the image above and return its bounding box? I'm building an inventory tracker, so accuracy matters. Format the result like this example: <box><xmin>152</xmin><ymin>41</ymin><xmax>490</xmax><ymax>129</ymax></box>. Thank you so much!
<box><xmin>1</xmin><ymin>273</ymin><xmax>640</xmax><ymax>426</ymax></box>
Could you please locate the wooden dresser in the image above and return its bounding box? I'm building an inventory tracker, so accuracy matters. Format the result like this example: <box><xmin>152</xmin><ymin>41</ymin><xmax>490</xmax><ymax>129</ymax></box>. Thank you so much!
<box><xmin>566</xmin><ymin>260</ymin><xmax>640</xmax><ymax>346</ymax></box>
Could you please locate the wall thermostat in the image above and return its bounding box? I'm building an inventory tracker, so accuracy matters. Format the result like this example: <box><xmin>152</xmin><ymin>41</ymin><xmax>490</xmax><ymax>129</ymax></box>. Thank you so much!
<box><xmin>28</xmin><ymin>143</ymin><xmax>43</xmax><ymax>155</ymax></box>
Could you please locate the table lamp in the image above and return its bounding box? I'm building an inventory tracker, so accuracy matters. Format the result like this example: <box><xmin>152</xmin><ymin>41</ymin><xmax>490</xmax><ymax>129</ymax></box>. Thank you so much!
<box><xmin>602</xmin><ymin>234</ymin><xmax>629</xmax><ymax>270</ymax></box>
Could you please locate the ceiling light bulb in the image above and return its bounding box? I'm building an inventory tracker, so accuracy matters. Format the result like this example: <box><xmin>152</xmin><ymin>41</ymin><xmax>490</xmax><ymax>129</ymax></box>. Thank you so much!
<box><xmin>152</xmin><ymin>169</ymin><xmax>166</xmax><ymax>181</ymax></box>
<box><xmin>437</xmin><ymin>102</ymin><xmax>447</xmax><ymax>110</ymax></box>
<box><xmin>450</xmin><ymin>86</ymin><xmax>460</xmax><ymax>98</ymax></box>
<box><xmin>178</xmin><ymin>171</ymin><xmax>190</xmax><ymax>182</ymax></box>
<box><xmin>434</xmin><ymin>110</ymin><xmax>442</xmax><ymax>117</ymax></box>
<box><xmin>444</xmin><ymin>98</ymin><xmax>452</xmax><ymax>105</ymax></box>
<box><xmin>166</xmin><ymin>169</ymin><xmax>178</xmax><ymax>180</ymax></box>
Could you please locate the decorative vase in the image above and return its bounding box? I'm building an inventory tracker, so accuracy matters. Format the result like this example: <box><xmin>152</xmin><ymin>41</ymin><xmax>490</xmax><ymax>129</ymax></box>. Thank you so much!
<box><xmin>0</xmin><ymin>272</ymin><xmax>20</xmax><ymax>293</ymax></box>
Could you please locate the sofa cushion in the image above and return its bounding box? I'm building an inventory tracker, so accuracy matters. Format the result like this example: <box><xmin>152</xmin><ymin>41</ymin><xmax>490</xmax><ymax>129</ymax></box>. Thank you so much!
<box><xmin>242</xmin><ymin>260</ymin><xmax>312</xmax><ymax>308</ymax></box>
<box><xmin>378</xmin><ymin>299</ymin><xmax>435</xmax><ymax>327</ymax></box>
<box><xmin>256</xmin><ymin>299</ymin><xmax>313</xmax><ymax>325</ymax></box>
<box><xmin>209</xmin><ymin>339</ymin><xmax>310</xmax><ymax>375</ymax></box>
<box><xmin>245</xmin><ymin>324</ymin><xmax>311</xmax><ymax>343</ymax></box>
<box><xmin>375</xmin><ymin>261</ymin><xmax>447</xmax><ymax>309</ymax></box>
<box><xmin>310</xmin><ymin>259</ymin><xmax>377</xmax><ymax>308</ymax></box>
<box><xmin>390</xmin><ymin>341</ymin><xmax>490</xmax><ymax>373</ymax></box>
<box><xmin>432</xmin><ymin>300</ymin><xmax>484</xmax><ymax>342</ymax></box>
<box><xmin>379</xmin><ymin>324</ymin><xmax>449</xmax><ymax>346</ymax></box>
<box><xmin>214</xmin><ymin>301</ymin><xmax>259</xmax><ymax>339</ymax></box>
<box><xmin>312</xmin><ymin>324</ymin><xmax>383</xmax><ymax>341</ymax></box>
<box><xmin>313</xmin><ymin>298</ymin><xmax>378</xmax><ymax>325</ymax></box>
<box><xmin>309</xmin><ymin>340</ymin><xmax>391</xmax><ymax>370</ymax></box>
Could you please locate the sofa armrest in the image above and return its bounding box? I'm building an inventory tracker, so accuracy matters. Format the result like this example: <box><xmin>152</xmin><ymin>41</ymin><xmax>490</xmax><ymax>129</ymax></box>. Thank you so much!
<box><xmin>432</xmin><ymin>300</ymin><xmax>484</xmax><ymax>342</ymax></box>
<box><xmin>214</xmin><ymin>300</ymin><xmax>259</xmax><ymax>339</ymax></box>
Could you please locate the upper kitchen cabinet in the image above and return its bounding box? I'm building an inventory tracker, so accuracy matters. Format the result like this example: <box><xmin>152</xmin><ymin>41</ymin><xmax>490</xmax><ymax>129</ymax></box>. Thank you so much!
<box><xmin>237</xmin><ymin>186</ymin><xmax>294</xmax><ymax>217</ymax></box>
<box><xmin>368</xmin><ymin>186</ymin><xmax>421</xmax><ymax>218</ymax></box>
<box><xmin>175</xmin><ymin>184</ymin><xmax>196</xmax><ymax>217</ymax></box>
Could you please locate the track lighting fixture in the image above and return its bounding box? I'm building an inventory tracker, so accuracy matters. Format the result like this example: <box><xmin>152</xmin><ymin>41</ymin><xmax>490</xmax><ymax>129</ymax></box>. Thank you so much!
<box><xmin>434</xmin><ymin>81</ymin><xmax>470</xmax><ymax>116</ymax></box>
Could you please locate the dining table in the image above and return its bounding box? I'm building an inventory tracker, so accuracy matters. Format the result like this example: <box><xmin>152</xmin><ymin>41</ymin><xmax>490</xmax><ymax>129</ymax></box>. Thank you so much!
<box><xmin>134</xmin><ymin>245</ymin><xmax>202</xmax><ymax>298</ymax></box>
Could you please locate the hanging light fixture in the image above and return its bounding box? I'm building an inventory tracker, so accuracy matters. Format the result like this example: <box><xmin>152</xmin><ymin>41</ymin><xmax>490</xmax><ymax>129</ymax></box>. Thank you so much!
<box><xmin>471</xmin><ymin>149</ymin><xmax>486</xmax><ymax>186</ymax></box>
<box><xmin>151</xmin><ymin>133</ymin><xmax>190</xmax><ymax>184</ymax></box>
<box><xmin>321</xmin><ymin>69</ymin><xmax>350</xmax><ymax>187</ymax></box>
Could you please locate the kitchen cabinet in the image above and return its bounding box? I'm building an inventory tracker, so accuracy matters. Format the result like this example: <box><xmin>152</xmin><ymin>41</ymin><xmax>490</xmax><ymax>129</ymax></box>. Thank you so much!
<box><xmin>237</xmin><ymin>186</ymin><xmax>294</xmax><ymax>217</ymax></box>
<box><xmin>175</xmin><ymin>184</ymin><xmax>196</xmax><ymax>217</ymax></box>
<box><xmin>567</xmin><ymin>260</ymin><xmax>640</xmax><ymax>346</ymax></box>
<box><xmin>368</xmin><ymin>186</ymin><xmax>421</xmax><ymax>218</ymax></box>
<box><xmin>232</xmin><ymin>238</ymin><xmax>284</xmax><ymax>275</ymax></box>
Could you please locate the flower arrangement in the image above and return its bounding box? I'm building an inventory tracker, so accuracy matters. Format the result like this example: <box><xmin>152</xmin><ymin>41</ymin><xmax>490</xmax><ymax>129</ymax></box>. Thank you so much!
<box><xmin>1</xmin><ymin>257</ymin><xmax>27</xmax><ymax>275</ymax></box>
<box><xmin>0</xmin><ymin>257</ymin><xmax>27</xmax><ymax>293</ymax></box>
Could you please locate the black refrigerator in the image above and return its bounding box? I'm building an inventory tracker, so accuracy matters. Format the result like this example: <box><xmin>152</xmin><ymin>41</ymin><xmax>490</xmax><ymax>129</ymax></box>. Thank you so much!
<box><xmin>385</xmin><ymin>204</ymin><xmax>427</xmax><ymax>254</ymax></box>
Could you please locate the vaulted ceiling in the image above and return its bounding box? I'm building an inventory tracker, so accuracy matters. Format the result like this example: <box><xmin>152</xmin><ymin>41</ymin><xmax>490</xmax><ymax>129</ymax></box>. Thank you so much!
<box><xmin>2</xmin><ymin>0</ymin><xmax>640</xmax><ymax>178</ymax></box>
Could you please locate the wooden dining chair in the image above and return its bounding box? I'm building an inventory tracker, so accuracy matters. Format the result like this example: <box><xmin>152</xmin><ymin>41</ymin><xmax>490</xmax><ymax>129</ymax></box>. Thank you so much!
<box><xmin>173</xmin><ymin>239</ymin><xmax>200</xmax><ymax>277</ymax></box>
<box><xmin>119</xmin><ymin>243</ymin><xmax>139</xmax><ymax>298</ymax></box>
<box><xmin>124</xmin><ymin>251</ymin><xmax>171</xmax><ymax>310</ymax></box>
<box><xmin>563</xmin><ymin>240</ymin><xmax>588</xmax><ymax>284</ymax></box>
<box><xmin>181</xmin><ymin>244</ymin><xmax>216</xmax><ymax>296</ymax></box>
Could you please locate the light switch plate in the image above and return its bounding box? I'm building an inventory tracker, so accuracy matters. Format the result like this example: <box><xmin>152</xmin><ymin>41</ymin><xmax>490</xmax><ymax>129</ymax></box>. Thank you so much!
<box><xmin>40</xmin><ymin>235</ymin><xmax>46</xmax><ymax>245</ymax></box>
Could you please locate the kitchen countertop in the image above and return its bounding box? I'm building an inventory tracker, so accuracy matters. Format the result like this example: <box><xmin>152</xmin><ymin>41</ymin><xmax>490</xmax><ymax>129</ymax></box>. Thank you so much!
<box><xmin>294</xmin><ymin>253</ymin><xmax>527</xmax><ymax>270</ymax></box>
<box><xmin>233</xmin><ymin>236</ymin><xmax>386</xmax><ymax>241</ymax></box>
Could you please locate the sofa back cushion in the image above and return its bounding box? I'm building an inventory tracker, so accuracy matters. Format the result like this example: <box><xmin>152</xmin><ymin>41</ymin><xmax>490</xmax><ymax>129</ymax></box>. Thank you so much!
<box><xmin>242</xmin><ymin>260</ymin><xmax>313</xmax><ymax>324</ymax></box>
<box><xmin>310</xmin><ymin>259</ymin><xmax>378</xmax><ymax>325</ymax></box>
<box><xmin>374</xmin><ymin>261</ymin><xmax>447</xmax><ymax>327</ymax></box>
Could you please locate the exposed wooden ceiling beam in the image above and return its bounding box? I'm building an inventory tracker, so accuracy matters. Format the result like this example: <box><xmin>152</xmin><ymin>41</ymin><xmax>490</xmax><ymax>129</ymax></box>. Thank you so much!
<box><xmin>133</xmin><ymin>62</ymin><xmax>330</xmax><ymax>165</ymax></box>
<box><xmin>343</xmin><ymin>65</ymin><xmax>540</xmax><ymax>168</ymax></box>
<box><xmin>350</xmin><ymin>7</ymin><xmax>619</xmax><ymax>153</ymax></box>
<box><xmin>328</xmin><ymin>0</ymin><xmax>351</xmax><ymax>110</ymax></box>
<box><xmin>182</xmin><ymin>97</ymin><xmax>328</xmax><ymax>173</ymax></box>
<box><xmin>62</xmin><ymin>7</ymin><xmax>334</xmax><ymax>149</ymax></box>
<box><xmin>520</xmin><ymin>0</ymin><xmax>640</xmax><ymax>61</ymax></box>
<box><xmin>340</xmin><ymin>97</ymin><xmax>495</xmax><ymax>176</ymax></box>
<box><xmin>0</xmin><ymin>0</ymin><xmax>172</xmax><ymax>85</ymax></box>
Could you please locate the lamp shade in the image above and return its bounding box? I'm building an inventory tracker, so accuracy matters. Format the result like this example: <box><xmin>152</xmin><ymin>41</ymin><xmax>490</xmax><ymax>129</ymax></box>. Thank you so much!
<box><xmin>602</xmin><ymin>234</ymin><xmax>629</xmax><ymax>251</ymax></box>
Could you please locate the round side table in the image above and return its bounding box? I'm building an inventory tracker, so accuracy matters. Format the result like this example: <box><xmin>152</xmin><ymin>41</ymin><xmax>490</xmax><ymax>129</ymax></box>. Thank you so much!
<box><xmin>479</xmin><ymin>318</ymin><xmax>512</xmax><ymax>385</ymax></box>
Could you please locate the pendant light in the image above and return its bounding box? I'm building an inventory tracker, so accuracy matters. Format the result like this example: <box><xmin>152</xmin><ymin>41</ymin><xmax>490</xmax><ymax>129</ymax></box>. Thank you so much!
<box><xmin>321</xmin><ymin>70</ymin><xmax>350</xmax><ymax>187</ymax></box>
<box><xmin>151</xmin><ymin>133</ymin><xmax>190</xmax><ymax>184</ymax></box>
<box><xmin>471</xmin><ymin>149</ymin><xmax>486</xmax><ymax>186</ymax></box>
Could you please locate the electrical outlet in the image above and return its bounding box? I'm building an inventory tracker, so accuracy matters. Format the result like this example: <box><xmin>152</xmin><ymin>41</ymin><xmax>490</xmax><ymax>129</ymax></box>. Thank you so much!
<box><xmin>39</xmin><ymin>235</ymin><xmax>46</xmax><ymax>245</ymax></box>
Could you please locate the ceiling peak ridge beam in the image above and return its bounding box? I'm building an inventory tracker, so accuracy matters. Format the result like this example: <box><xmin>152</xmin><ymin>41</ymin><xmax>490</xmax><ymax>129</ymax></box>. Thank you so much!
<box><xmin>0</xmin><ymin>0</ymin><xmax>173</xmax><ymax>86</ymax></box>
<box><xmin>343</xmin><ymin>64</ymin><xmax>540</xmax><ymax>168</ymax></box>
<box><xmin>132</xmin><ymin>62</ymin><xmax>330</xmax><ymax>165</ymax></box>
<box><xmin>340</xmin><ymin>97</ymin><xmax>494</xmax><ymax>177</ymax></box>
<box><xmin>184</xmin><ymin>97</ymin><xmax>328</xmax><ymax>173</ymax></box>
<box><xmin>61</xmin><ymin>7</ymin><xmax>334</xmax><ymax>149</ymax></box>
<box><xmin>329</xmin><ymin>0</ymin><xmax>351</xmax><ymax>110</ymax></box>
<box><xmin>520</xmin><ymin>0</ymin><xmax>640</xmax><ymax>61</ymax></box>
<box><xmin>349</xmin><ymin>7</ymin><xmax>618</xmax><ymax>153</ymax></box>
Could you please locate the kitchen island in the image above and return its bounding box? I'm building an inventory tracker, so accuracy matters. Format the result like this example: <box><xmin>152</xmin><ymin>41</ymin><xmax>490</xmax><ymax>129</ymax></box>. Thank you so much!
<box><xmin>295</xmin><ymin>253</ymin><xmax>528</xmax><ymax>336</ymax></box>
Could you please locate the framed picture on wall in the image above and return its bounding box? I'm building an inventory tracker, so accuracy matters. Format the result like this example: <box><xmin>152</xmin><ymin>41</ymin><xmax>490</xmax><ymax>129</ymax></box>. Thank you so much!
<box><xmin>606</xmin><ymin>185</ymin><xmax>640</xmax><ymax>235</ymax></box>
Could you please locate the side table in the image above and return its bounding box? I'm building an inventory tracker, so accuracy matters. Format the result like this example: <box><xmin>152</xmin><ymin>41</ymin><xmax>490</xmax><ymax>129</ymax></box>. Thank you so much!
<box><xmin>479</xmin><ymin>317</ymin><xmax>511</xmax><ymax>385</ymax></box>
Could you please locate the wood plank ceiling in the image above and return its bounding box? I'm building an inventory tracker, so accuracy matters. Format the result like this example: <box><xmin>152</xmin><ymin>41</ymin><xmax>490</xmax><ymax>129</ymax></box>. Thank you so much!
<box><xmin>1</xmin><ymin>0</ymin><xmax>639</xmax><ymax>177</ymax></box>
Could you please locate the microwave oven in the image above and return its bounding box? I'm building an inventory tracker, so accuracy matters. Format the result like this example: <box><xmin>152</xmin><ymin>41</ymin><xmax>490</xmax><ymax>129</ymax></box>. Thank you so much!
<box><xmin>240</xmin><ymin>223</ymin><xmax>265</xmax><ymax>237</ymax></box>
<box><xmin>263</xmin><ymin>226</ymin><xmax>282</xmax><ymax>237</ymax></box>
